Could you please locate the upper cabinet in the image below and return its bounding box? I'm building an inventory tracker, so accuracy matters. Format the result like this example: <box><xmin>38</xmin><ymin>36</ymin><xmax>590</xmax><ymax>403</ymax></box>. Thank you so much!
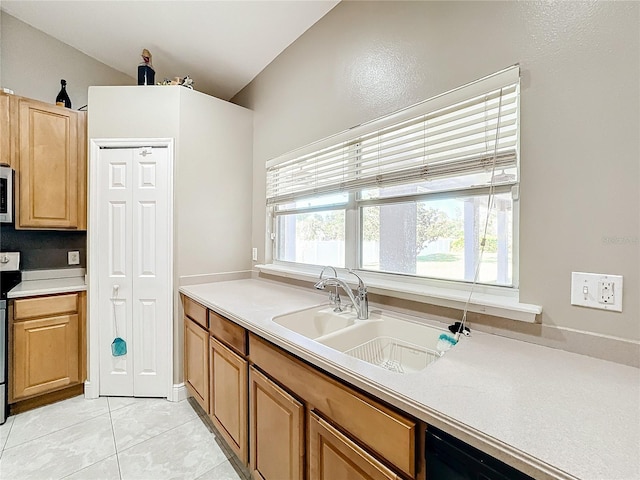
<box><xmin>0</xmin><ymin>94</ymin><xmax>11</xmax><ymax>168</ymax></box>
<box><xmin>0</xmin><ymin>93</ymin><xmax>87</xmax><ymax>230</ymax></box>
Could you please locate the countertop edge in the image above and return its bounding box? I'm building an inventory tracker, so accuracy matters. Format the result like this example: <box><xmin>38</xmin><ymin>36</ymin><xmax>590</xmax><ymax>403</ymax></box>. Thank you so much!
<box><xmin>7</xmin><ymin>278</ymin><xmax>87</xmax><ymax>299</ymax></box>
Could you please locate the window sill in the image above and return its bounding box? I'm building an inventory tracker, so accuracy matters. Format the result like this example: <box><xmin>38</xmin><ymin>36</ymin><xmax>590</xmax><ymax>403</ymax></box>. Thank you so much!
<box><xmin>256</xmin><ymin>263</ymin><xmax>542</xmax><ymax>323</ymax></box>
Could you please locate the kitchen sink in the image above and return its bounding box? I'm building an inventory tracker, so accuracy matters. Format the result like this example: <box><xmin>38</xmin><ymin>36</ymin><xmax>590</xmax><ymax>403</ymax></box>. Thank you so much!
<box><xmin>272</xmin><ymin>306</ymin><xmax>453</xmax><ymax>374</ymax></box>
<box><xmin>272</xmin><ymin>305</ymin><xmax>357</xmax><ymax>339</ymax></box>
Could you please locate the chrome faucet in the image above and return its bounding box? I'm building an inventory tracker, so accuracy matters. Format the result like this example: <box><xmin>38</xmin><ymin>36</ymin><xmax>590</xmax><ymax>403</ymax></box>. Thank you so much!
<box><xmin>314</xmin><ymin>269</ymin><xmax>369</xmax><ymax>320</ymax></box>
<box><xmin>319</xmin><ymin>266</ymin><xmax>342</xmax><ymax>312</ymax></box>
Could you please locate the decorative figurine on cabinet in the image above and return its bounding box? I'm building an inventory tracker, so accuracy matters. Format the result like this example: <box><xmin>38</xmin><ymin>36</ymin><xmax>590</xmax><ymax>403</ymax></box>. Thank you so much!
<box><xmin>55</xmin><ymin>79</ymin><xmax>72</xmax><ymax>108</ymax></box>
<box><xmin>137</xmin><ymin>48</ymin><xmax>155</xmax><ymax>85</ymax></box>
<box><xmin>181</xmin><ymin>75</ymin><xmax>194</xmax><ymax>89</ymax></box>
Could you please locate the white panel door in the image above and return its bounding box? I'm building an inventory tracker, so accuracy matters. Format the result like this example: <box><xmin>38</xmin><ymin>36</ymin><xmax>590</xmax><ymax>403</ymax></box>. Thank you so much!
<box><xmin>97</xmin><ymin>146</ymin><xmax>170</xmax><ymax>397</ymax></box>
<box><xmin>98</xmin><ymin>148</ymin><xmax>134</xmax><ymax>396</ymax></box>
<box><xmin>131</xmin><ymin>147</ymin><xmax>169</xmax><ymax>396</ymax></box>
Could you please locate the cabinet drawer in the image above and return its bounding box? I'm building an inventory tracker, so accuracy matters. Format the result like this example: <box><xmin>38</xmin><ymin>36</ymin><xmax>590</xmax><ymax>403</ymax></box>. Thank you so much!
<box><xmin>183</xmin><ymin>295</ymin><xmax>207</xmax><ymax>329</ymax></box>
<box><xmin>209</xmin><ymin>310</ymin><xmax>246</xmax><ymax>355</ymax></box>
<box><xmin>249</xmin><ymin>334</ymin><xmax>416</xmax><ymax>478</ymax></box>
<box><xmin>14</xmin><ymin>293</ymin><xmax>79</xmax><ymax>320</ymax></box>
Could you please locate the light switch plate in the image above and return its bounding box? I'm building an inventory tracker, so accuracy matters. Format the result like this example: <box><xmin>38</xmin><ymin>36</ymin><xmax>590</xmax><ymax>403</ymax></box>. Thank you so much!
<box><xmin>571</xmin><ymin>272</ymin><xmax>623</xmax><ymax>312</ymax></box>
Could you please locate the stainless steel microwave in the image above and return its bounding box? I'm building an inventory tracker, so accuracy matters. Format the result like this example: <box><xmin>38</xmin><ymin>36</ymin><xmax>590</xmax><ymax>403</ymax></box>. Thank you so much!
<box><xmin>0</xmin><ymin>165</ymin><xmax>13</xmax><ymax>223</ymax></box>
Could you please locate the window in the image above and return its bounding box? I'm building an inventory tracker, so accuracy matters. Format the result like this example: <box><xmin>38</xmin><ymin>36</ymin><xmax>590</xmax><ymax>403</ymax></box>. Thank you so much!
<box><xmin>274</xmin><ymin>193</ymin><xmax>348</xmax><ymax>267</ymax></box>
<box><xmin>267</xmin><ymin>66</ymin><xmax>520</xmax><ymax>287</ymax></box>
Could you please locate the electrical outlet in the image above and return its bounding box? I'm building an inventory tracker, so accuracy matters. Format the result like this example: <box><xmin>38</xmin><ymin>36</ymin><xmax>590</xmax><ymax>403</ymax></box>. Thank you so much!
<box><xmin>68</xmin><ymin>251</ymin><xmax>80</xmax><ymax>265</ymax></box>
<box><xmin>571</xmin><ymin>272</ymin><xmax>623</xmax><ymax>312</ymax></box>
<box><xmin>598</xmin><ymin>281</ymin><xmax>614</xmax><ymax>304</ymax></box>
<box><xmin>252</xmin><ymin>248</ymin><xmax>258</xmax><ymax>261</ymax></box>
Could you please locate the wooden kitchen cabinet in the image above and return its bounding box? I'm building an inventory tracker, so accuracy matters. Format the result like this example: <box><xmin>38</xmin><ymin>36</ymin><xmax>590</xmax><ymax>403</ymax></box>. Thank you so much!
<box><xmin>209</xmin><ymin>336</ymin><xmax>248</xmax><ymax>464</ymax></box>
<box><xmin>249</xmin><ymin>333</ymin><xmax>416</xmax><ymax>479</ymax></box>
<box><xmin>249</xmin><ymin>366</ymin><xmax>304</xmax><ymax>480</ymax></box>
<box><xmin>0</xmin><ymin>93</ymin><xmax>87</xmax><ymax>229</ymax></box>
<box><xmin>183</xmin><ymin>294</ymin><xmax>251</xmax><ymax>462</ymax></box>
<box><xmin>180</xmin><ymin>293</ymin><xmax>420</xmax><ymax>480</ymax></box>
<box><xmin>309</xmin><ymin>412</ymin><xmax>401</xmax><ymax>480</ymax></box>
<box><xmin>11</xmin><ymin>292</ymin><xmax>85</xmax><ymax>402</ymax></box>
<box><xmin>184</xmin><ymin>313</ymin><xmax>209</xmax><ymax>413</ymax></box>
<box><xmin>0</xmin><ymin>94</ymin><xmax>11</xmax><ymax>167</ymax></box>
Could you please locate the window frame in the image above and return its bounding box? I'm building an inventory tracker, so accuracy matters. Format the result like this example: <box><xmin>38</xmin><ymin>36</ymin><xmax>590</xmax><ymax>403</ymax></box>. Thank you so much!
<box><xmin>272</xmin><ymin>182</ymin><xmax>519</xmax><ymax>289</ymax></box>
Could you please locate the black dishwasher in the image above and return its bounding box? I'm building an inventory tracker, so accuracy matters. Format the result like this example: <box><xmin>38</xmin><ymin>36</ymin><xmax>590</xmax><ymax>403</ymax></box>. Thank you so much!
<box><xmin>425</xmin><ymin>427</ymin><xmax>534</xmax><ymax>480</ymax></box>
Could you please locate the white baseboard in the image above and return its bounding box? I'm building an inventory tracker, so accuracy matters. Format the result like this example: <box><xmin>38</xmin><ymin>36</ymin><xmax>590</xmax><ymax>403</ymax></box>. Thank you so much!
<box><xmin>169</xmin><ymin>382</ymin><xmax>188</xmax><ymax>402</ymax></box>
<box><xmin>84</xmin><ymin>381</ymin><xmax>186</xmax><ymax>401</ymax></box>
<box><xmin>84</xmin><ymin>381</ymin><xmax>99</xmax><ymax>399</ymax></box>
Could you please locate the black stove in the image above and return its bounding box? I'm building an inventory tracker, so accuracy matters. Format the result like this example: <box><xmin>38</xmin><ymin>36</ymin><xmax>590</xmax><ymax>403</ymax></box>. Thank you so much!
<box><xmin>1</xmin><ymin>270</ymin><xmax>21</xmax><ymax>299</ymax></box>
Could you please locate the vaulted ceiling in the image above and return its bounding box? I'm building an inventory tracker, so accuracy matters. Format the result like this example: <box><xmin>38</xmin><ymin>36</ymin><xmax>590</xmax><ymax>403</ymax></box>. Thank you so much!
<box><xmin>1</xmin><ymin>1</ymin><xmax>339</xmax><ymax>100</ymax></box>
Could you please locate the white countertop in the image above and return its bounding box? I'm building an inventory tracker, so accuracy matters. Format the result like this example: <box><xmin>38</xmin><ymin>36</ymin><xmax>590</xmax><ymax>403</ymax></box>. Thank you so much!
<box><xmin>180</xmin><ymin>278</ymin><xmax>640</xmax><ymax>480</ymax></box>
<box><xmin>8</xmin><ymin>272</ymin><xmax>86</xmax><ymax>299</ymax></box>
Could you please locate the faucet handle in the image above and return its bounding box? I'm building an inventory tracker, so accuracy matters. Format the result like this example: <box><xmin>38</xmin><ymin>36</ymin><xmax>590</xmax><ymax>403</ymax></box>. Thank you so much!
<box><xmin>347</xmin><ymin>269</ymin><xmax>366</xmax><ymax>290</ymax></box>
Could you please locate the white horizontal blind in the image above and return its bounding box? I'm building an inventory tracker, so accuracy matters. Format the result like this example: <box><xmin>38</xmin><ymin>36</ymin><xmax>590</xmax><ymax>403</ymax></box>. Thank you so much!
<box><xmin>267</xmin><ymin>66</ymin><xmax>519</xmax><ymax>205</ymax></box>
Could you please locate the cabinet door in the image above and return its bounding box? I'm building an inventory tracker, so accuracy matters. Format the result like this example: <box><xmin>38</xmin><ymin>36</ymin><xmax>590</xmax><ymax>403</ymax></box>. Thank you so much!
<box><xmin>250</xmin><ymin>366</ymin><xmax>304</xmax><ymax>480</ymax></box>
<box><xmin>17</xmin><ymin>98</ymin><xmax>79</xmax><ymax>228</ymax></box>
<box><xmin>0</xmin><ymin>94</ymin><xmax>11</xmax><ymax>167</ymax></box>
<box><xmin>309</xmin><ymin>412</ymin><xmax>400</xmax><ymax>480</ymax></box>
<box><xmin>249</xmin><ymin>334</ymin><xmax>416</xmax><ymax>478</ymax></box>
<box><xmin>76</xmin><ymin>110</ymin><xmax>87</xmax><ymax>230</ymax></box>
<box><xmin>184</xmin><ymin>317</ymin><xmax>209</xmax><ymax>413</ymax></box>
<box><xmin>209</xmin><ymin>336</ymin><xmax>248</xmax><ymax>463</ymax></box>
<box><xmin>13</xmin><ymin>314</ymin><xmax>80</xmax><ymax>400</ymax></box>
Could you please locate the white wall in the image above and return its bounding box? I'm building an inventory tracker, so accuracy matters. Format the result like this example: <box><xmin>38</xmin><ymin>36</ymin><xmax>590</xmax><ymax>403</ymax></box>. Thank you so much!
<box><xmin>176</xmin><ymin>88</ymin><xmax>253</xmax><ymax>279</ymax></box>
<box><xmin>233</xmin><ymin>1</ymin><xmax>640</xmax><ymax>359</ymax></box>
<box><xmin>0</xmin><ymin>12</ymin><xmax>134</xmax><ymax>108</ymax></box>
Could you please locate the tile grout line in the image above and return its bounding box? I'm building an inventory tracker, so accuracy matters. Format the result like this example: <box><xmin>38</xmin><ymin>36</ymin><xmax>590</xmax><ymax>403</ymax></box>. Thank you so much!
<box><xmin>195</xmin><ymin>411</ymin><xmax>251</xmax><ymax>478</ymax></box>
<box><xmin>58</xmin><ymin>453</ymin><xmax>120</xmax><ymax>480</ymax></box>
<box><xmin>2</xmin><ymin>400</ymin><xmax>110</xmax><ymax>451</ymax></box>
<box><xmin>107</xmin><ymin>399</ymin><xmax>124</xmax><ymax>480</ymax></box>
<box><xmin>8</xmin><ymin>407</ymin><xmax>117</xmax><ymax>480</ymax></box>
<box><xmin>114</xmin><ymin>413</ymin><xmax>206</xmax><ymax>456</ymax></box>
<box><xmin>0</xmin><ymin>419</ymin><xmax>15</xmax><ymax>459</ymax></box>
<box><xmin>52</xmin><ymin>398</ymin><xmax>122</xmax><ymax>480</ymax></box>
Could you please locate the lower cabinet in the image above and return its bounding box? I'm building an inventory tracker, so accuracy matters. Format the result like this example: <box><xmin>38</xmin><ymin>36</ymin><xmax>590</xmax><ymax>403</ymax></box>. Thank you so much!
<box><xmin>249</xmin><ymin>333</ymin><xmax>416</xmax><ymax>480</ymax></box>
<box><xmin>11</xmin><ymin>292</ymin><xmax>85</xmax><ymax>402</ymax></box>
<box><xmin>182</xmin><ymin>295</ymin><xmax>251</xmax><ymax>464</ymax></box>
<box><xmin>249</xmin><ymin>366</ymin><xmax>304</xmax><ymax>480</ymax></box>
<box><xmin>184</xmin><ymin>315</ymin><xmax>209</xmax><ymax>412</ymax></box>
<box><xmin>308</xmin><ymin>412</ymin><xmax>400</xmax><ymax>480</ymax></box>
<box><xmin>181</xmin><ymin>293</ymin><xmax>419</xmax><ymax>480</ymax></box>
<box><xmin>209</xmin><ymin>336</ymin><xmax>248</xmax><ymax>464</ymax></box>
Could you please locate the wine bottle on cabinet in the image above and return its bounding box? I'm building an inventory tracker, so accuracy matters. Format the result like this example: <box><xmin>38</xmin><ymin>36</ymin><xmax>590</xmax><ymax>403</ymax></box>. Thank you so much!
<box><xmin>55</xmin><ymin>79</ymin><xmax>72</xmax><ymax>108</ymax></box>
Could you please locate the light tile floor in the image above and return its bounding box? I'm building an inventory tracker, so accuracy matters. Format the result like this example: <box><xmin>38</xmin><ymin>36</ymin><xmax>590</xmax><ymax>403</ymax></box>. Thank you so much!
<box><xmin>0</xmin><ymin>395</ymin><xmax>251</xmax><ymax>480</ymax></box>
